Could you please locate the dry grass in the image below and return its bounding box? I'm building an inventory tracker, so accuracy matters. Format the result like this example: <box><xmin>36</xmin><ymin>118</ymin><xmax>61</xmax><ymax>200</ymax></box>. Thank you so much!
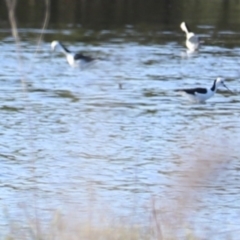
<box><xmin>4</xmin><ymin>210</ymin><xmax>200</xmax><ymax>240</ymax></box>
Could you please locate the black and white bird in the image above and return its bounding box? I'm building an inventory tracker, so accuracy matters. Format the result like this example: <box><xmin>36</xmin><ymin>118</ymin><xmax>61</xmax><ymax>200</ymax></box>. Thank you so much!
<box><xmin>175</xmin><ymin>77</ymin><xmax>231</xmax><ymax>103</ymax></box>
<box><xmin>51</xmin><ymin>40</ymin><xmax>96</xmax><ymax>67</ymax></box>
<box><xmin>180</xmin><ymin>22</ymin><xmax>200</xmax><ymax>52</ymax></box>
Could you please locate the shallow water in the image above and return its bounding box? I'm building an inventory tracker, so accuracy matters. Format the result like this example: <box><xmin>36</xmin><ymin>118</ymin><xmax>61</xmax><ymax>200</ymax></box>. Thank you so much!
<box><xmin>1</xmin><ymin>3</ymin><xmax>240</xmax><ymax>239</ymax></box>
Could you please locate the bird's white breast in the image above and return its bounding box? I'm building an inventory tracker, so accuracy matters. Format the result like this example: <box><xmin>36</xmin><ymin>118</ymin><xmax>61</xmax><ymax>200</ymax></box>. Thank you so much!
<box><xmin>194</xmin><ymin>90</ymin><xmax>214</xmax><ymax>102</ymax></box>
<box><xmin>66</xmin><ymin>54</ymin><xmax>76</xmax><ymax>67</ymax></box>
<box><xmin>186</xmin><ymin>33</ymin><xmax>199</xmax><ymax>51</ymax></box>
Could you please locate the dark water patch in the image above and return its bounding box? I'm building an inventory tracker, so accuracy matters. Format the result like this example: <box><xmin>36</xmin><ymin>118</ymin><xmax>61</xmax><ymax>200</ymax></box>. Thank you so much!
<box><xmin>0</xmin><ymin>105</ymin><xmax>23</xmax><ymax>112</ymax></box>
<box><xmin>50</xmin><ymin>90</ymin><xmax>80</xmax><ymax>102</ymax></box>
<box><xmin>28</xmin><ymin>88</ymin><xmax>50</xmax><ymax>93</ymax></box>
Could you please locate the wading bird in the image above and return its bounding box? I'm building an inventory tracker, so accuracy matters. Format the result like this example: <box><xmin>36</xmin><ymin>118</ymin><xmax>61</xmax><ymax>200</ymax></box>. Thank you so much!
<box><xmin>180</xmin><ymin>22</ymin><xmax>200</xmax><ymax>52</ymax></box>
<box><xmin>51</xmin><ymin>40</ymin><xmax>96</xmax><ymax>67</ymax></box>
<box><xmin>175</xmin><ymin>78</ymin><xmax>231</xmax><ymax>103</ymax></box>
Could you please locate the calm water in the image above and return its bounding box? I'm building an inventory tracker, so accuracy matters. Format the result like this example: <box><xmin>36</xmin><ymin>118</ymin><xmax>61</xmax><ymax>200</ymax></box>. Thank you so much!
<box><xmin>1</xmin><ymin>1</ymin><xmax>240</xmax><ymax>239</ymax></box>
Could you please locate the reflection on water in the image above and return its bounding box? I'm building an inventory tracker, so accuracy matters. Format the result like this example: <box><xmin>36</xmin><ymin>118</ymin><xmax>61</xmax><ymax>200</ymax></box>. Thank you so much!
<box><xmin>1</xmin><ymin>1</ymin><xmax>240</xmax><ymax>239</ymax></box>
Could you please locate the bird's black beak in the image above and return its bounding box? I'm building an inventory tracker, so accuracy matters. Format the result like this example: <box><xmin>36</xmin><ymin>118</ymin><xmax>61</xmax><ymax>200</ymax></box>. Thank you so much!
<box><xmin>223</xmin><ymin>82</ymin><xmax>233</xmax><ymax>93</ymax></box>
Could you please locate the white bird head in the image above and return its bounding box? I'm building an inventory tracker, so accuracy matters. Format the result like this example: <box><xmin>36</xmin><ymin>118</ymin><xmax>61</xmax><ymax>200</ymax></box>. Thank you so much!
<box><xmin>51</xmin><ymin>40</ymin><xmax>60</xmax><ymax>51</ymax></box>
<box><xmin>180</xmin><ymin>22</ymin><xmax>191</xmax><ymax>34</ymax></box>
<box><xmin>215</xmin><ymin>77</ymin><xmax>231</xmax><ymax>92</ymax></box>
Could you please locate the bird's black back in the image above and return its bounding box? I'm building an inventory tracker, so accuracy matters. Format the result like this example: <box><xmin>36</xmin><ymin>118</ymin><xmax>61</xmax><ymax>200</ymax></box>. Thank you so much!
<box><xmin>176</xmin><ymin>88</ymin><xmax>207</xmax><ymax>95</ymax></box>
<box><xmin>74</xmin><ymin>53</ymin><xmax>94</xmax><ymax>62</ymax></box>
